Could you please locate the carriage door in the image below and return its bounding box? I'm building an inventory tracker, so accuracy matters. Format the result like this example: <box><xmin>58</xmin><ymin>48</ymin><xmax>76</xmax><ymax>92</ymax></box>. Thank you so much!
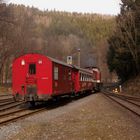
<box><xmin>26</xmin><ymin>63</ymin><xmax>37</xmax><ymax>95</ymax></box>
<box><xmin>29</xmin><ymin>63</ymin><xmax>36</xmax><ymax>75</ymax></box>
<box><xmin>72</xmin><ymin>70</ymin><xmax>79</xmax><ymax>92</ymax></box>
<box><xmin>26</xmin><ymin>63</ymin><xmax>37</xmax><ymax>85</ymax></box>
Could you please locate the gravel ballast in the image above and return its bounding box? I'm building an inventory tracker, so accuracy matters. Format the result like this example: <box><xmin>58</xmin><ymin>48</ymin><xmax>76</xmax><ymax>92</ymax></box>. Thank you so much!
<box><xmin>0</xmin><ymin>93</ymin><xmax>140</xmax><ymax>140</ymax></box>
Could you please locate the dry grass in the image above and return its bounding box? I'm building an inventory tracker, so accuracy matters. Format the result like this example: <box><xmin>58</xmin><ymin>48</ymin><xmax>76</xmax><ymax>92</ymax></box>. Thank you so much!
<box><xmin>122</xmin><ymin>75</ymin><xmax>140</xmax><ymax>96</ymax></box>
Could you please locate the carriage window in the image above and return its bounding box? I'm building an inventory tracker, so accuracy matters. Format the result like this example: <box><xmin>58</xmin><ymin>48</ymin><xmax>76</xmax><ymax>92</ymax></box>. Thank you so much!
<box><xmin>80</xmin><ymin>73</ymin><xmax>82</xmax><ymax>81</ymax></box>
<box><xmin>68</xmin><ymin>70</ymin><xmax>71</xmax><ymax>80</ymax></box>
<box><xmin>29</xmin><ymin>64</ymin><xmax>36</xmax><ymax>75</ymax></box>
<box><xmin>54</xmin><ymin>67</ymin><xmax>59</xmax><ymax>80</ymax></box>
<box><xmin>82</xmin><ymin>74</ymin><xmax>84</xmax><ymax>81</ymax></box>
<box><xmin>83</xmin><ymin>74</ymin><xmax>85</xmax><ymax>81</ymax></box>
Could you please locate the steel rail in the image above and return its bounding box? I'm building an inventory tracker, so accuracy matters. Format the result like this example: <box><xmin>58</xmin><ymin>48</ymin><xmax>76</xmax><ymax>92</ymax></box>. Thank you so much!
<box><xmin>0</xmin><ymin>101</ymin><xmax>16</xmax><ymax>107</ymax></box>
<box><xmin>0</xmin><ymin>102</ymin><xmax>25</xmax><ymax>112</ymax></box>
<box><xmin>0</xmin><ymin>98</ymin><xmax>14</xmax><ymax>103</ymax></box>
<box><xmin>0</xmin><ymin>108</ymin><xmax>26</xmax><ymax>118</ymax></box>
<box><xmin>0</xmin><ymin>94</ymin><xmax>12</xmax><ymax>97</ymax></box>
<box><xmin>102</xmin><ymin>91</ymin><xmax>140</xmax><ymax>118</ymax></box>
<box><xmin>104</xmin><ymin>92</ymin><xmax>140</xmax><ymax>107</ymax></box>
<box><xmin>103</xmin><ymin>90</ymin><xmax>140</xmax><ymax>102</ymax></box>
<box><xmin>0</xmin><ymin>107</ymin><xmax>47</xmax><ymax>126</ymax></box>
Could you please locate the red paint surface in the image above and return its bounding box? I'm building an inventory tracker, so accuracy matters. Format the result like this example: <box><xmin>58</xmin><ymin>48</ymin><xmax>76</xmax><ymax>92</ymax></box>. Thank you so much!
<box><xmin>12</xmin><ymin>53</ymin><xmax>101</xmax><ymax>101</ymax></box>
<box><xmin>12</xmin><ymin>54</ymin><xmax>52</xmax><ymax>96</ymax></box>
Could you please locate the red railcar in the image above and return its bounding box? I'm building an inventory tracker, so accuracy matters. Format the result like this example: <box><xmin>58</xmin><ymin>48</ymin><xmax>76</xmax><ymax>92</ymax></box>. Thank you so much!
<box><xmin>12</xmin><ymin>53</ymin><xmax>100</xmax><ymax>103</ymax></box>
<box><xmin>73</xmin><ymin>66</ymin><xmax>94</xmax><ymax>93</ymax></box>
<box><xmin>92</xmin><ymin>68</ymin><xmax>101</xmax><ymax>91</ymax></box>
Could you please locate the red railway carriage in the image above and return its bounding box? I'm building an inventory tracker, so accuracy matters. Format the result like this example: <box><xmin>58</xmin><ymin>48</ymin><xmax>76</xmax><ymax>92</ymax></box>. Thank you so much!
<box><xmin>12</xmin><ymin>53</ymin><xmax>100</xmax><ymax>103</ymax></box>
<box><xmin>92</xmin><ymin>68</ymin><xmax>101</xmax><ymax>91</ymax></box>
<box><xmin>12</xmin><ymin>54</ymin><xmax>74</xmax><ymax>101</ymax></box>
<box><xmin>73</xmin><ymin>66</ymin><xmax>94</xmax><ymax>93</ymax></box>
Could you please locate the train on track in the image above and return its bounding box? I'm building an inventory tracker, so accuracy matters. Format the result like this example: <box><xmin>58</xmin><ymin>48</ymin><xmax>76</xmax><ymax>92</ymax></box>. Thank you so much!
<box><xmin>12</xmin><ymin>53</ymin><xmax>101</xmax><ymax>105</ymax></box>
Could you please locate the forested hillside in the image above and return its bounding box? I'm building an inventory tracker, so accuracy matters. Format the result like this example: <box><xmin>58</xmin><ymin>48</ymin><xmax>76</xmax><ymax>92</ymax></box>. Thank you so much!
<box><xmin>0</xmin><ymin>2</ymin><xmax>115</xmax><ymax>84</ymax></box>
<box><xmin>107</xmin><ymin>0</ymin><xmax>140</xmax><ymax>82</ymax></box>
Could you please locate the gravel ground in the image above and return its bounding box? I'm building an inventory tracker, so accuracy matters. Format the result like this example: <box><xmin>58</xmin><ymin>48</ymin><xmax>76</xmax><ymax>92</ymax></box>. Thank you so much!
<box><xmin>0</xmin><ymin>93</ymin><xmax>140</xmax><ymax>140</ymax></box>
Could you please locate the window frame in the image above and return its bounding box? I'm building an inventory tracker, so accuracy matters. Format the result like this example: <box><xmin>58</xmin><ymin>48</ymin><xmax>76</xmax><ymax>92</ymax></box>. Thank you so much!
<box><xmin>54</xmin><ymin>66</ymin><xmax>59</xmax><ymax>80</ymax></box>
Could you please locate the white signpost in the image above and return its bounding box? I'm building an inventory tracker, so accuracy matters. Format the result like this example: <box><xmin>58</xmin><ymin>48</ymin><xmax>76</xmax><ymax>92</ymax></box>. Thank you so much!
<box><xmin>67</xmin><ymin>56</ymin><xmax>72</xmax><ymax>65</ymax></box>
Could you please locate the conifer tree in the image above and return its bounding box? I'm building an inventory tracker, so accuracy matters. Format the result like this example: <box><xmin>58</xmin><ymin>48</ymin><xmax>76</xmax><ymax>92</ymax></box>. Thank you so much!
<box><xmin>107</xmin><ymin>0</ymin><xmax>140</xmax><ymax>81</ymax></box>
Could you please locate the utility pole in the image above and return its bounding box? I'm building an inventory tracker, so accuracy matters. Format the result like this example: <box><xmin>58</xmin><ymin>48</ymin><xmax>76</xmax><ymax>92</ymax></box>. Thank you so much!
<box><xmin>77</xmin><ymin>48</ymin><xmax>80</xmax><ymax>67</ymax></box>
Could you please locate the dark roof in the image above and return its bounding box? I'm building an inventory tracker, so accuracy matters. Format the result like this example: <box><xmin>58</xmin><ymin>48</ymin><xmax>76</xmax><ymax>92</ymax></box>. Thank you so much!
<box><xmin>48</xmin><ymin>57</ymin><xmax>92</xmax><ymax>74</ymax></box>
<box><xmin>48</xmin><ymin>56</ymin><xmax>73</xmax><ymax>68</ymax></box>
<box><xmin>13</xmin><ymin>53</ymin><xmax>93</xmax><ymax>74</ymax></box>
<box><xmin>72</xmin><ymin>65</ymin><xmax>93</xmax><ymax>74</ymax></box>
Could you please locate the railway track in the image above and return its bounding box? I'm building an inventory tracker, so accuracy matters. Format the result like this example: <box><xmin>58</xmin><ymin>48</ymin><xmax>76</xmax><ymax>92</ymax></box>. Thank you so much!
<box><xmin>102</xmin><ymin>90</ymin><xmax>140</xmax><ymax>118</ymax></box>
<box><xmin>0</xmin><ymin>107</ymin><xmax>47</xmax><ymax>126</ymax></box>
<box><xmin>0</xmin><ymin>93</ymin><xmax>88</xmax><ymax>126</ymax></box>
<box><xmin>105</xmin><ymin>91</ymin><xmax>140</xmax><ymax>102</ymax></box>
<box><xmin>0</xmin><ymin>100</ymin><xmax>16</xmax><ymax>107</ymax></box>
<box><xmin>0</xmin><ymin>91</ymin><xmax>97</xmax><ymax>127</ymax></box>
<box><xmin>0</xmin><ymin>97</ymin><xmax>47</xmax><ymax>126</ymax></box>
<box><xmin>0</xmin><ymin>96</ymin><xmax>75</xmax><ymax>126</ymax></box>
<box><xmin>0</xmin><ymin>98</ymin><xmax>14</xmax><ymax>103</ymax></box>
<box><xmin>0</xmin><ymin>94</ymin><xmax>12</xmax><ymax>97</ymax></box>
<box><xmin>0</xmin><ymin>101</ymin><xmax>25</xmax><ymax>112</ymax></box>
<box><xmin>0</xmin><ymin>92</ymin><xmax>13</xmax><ymax>101</ymax></box>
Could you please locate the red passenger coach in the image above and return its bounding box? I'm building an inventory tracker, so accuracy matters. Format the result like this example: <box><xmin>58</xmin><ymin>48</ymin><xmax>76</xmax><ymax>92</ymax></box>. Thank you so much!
<box><xmin>12</xmin><ymin>54</ymin><xmax>50</xmax><ymax>101</ymax></box>
<box><xmin>74</xmin><ymin>66</ymin><xmax>94</xmax><ymax>93</ymax></box>
<box><xmin>12</xmin><ymin>54</ymin><xmax>73</xmax><ymax>102</ymax></box>
<box><xmin>12</xmin><ymin>53</ymin><xmax>101</xmax><ymax>104</ymax></box>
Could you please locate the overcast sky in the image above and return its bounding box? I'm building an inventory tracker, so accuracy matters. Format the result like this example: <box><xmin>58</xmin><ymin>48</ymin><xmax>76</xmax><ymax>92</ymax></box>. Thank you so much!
<box><xmin>9</xmin><ymin>0</ymin><xmax>121</xmax><ymax>15</ymax></box>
